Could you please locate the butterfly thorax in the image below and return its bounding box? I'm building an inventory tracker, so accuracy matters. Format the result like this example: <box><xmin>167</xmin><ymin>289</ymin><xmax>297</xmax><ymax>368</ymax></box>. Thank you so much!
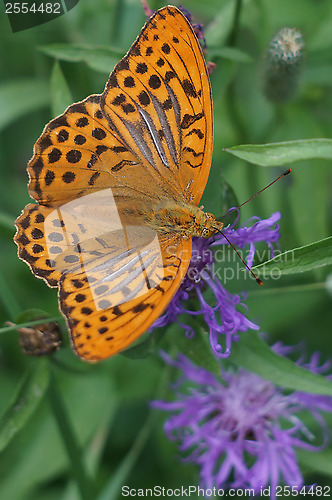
<box><xmin>144</xmin><ymin>201</ymin><xmax>224</xmax><ymax>238</ymax></box>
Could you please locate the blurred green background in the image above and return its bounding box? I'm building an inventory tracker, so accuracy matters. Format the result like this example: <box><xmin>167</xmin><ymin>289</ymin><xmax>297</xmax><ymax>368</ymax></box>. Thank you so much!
<box><xmin>0</xmin><ymin>0</ymin><xmax>332</xmax><ymax>498</ymax></box>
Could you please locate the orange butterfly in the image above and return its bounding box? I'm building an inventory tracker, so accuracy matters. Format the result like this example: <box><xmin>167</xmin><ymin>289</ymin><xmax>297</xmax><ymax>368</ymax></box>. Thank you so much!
<box><xmin>15</xmin><ymin>6</ymin><xmax>224</xmax><ymax>361</ymax></box>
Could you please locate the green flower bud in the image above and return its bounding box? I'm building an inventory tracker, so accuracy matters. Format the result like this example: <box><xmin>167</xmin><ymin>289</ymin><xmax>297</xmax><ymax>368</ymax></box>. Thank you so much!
<box><xmin>263</xmin><ymin>28</ymin><xmax>304</xmax><ymax>102</ymax></box>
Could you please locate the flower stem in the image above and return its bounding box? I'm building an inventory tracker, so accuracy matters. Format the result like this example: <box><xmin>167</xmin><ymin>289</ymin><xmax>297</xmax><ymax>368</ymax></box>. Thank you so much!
<box><xmin>0</xmin><ymin>317</ymin><xmax>62</xmax><ymax>335</ymax></box>
<box><xmin>47</xmin><ymin>369</ymin><xmax>96</xmax><ymax>500</ymax></box>
<box><xmin>228</xmin><ymin>0</ymin><xmax>243</xmax><ymax>47</ymax></box>
<box><xmin>96</xmin><ymin>363</ymin><xmax>170</xmax><ymax>500</ymax></box>
<box><xmin>225</xmin><ymin>0</ymin><xmax>246</xmax><ymax>143</ymax></box>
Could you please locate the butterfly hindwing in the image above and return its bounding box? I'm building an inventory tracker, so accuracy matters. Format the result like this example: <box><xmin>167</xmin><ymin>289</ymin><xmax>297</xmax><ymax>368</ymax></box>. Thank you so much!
<box><xmin>59</xmin><ymin>236</ymin><xmax>192</xmax><ymax>361</ymax></box>
<box><xmin>15</xmin><ymin>204</ymin><xmax>63</xmax><ymax>287</ymax></box>
<box><xmin>16</xmin><ymin>191</ymin><xmax>192</xmax><ymax>361</ymax></box>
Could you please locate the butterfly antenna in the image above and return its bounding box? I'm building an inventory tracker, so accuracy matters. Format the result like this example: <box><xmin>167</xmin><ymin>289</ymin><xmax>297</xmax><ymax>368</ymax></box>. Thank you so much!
<box><xmin>217</xmin><ymin>229</ymin><xmax>263</xmax><ymax>285</ymax></box>
<box><xmin>222</xmin><ymin>168</ymin><xmax>292</xmax><ymax>219</ymax></box>
<box><xmin>215</xmin><ymin>169</ymin><xmax>291</xmax><ymax>285</ymax></box>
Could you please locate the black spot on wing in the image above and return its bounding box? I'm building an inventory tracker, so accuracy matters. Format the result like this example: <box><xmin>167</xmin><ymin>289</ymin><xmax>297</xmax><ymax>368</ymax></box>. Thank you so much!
<box><xmin>48</xmin><ymin>115</ymin><xmax>69</xmax><ymax>131</ymax></box>
<box><xmin>182</xmin><ymin>79</ymin><xmax>197</xmax><ymax>98</ymax></box>
<box><xmin>181</xmin><ymin>112</ymin><xmax>204</xmax><ymax>129</ymax></box>
<box><xmin>136</xmin><ymin>62</ymin><xmax>148</xmax><ymax>74</ymax></box>
<box><xmin>39</xmin><ymin>135</ymin><xmax>53</xmax><ymax>152</ymax></box>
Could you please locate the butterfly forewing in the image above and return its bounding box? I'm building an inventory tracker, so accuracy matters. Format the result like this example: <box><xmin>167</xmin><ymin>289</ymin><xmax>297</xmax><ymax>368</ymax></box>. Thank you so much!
<box><xmin>28</xmin><ymin>95</ymin><xmax>165</xmax><ymax>206</ymax></box>
<box><xmin>101</xmin><ymin>6</ymin><xmax>213</xmax><ymax>205</ymax></box>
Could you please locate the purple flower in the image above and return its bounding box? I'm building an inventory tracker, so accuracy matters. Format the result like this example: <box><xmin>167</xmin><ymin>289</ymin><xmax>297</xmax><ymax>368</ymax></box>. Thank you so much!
<box><xmin>152</xmin><ymin>345</ymin><xmax>332</xmax><ymax>496</ymax></box>
<box><xmin>177</xmin><ymin>6</ymin><xmax>206</xmax><ymax>47</ymax></box>
<box><xmin>152</xmin><ymin>212</ymin><xmax>281</xmax><ymax>357</ymax></box>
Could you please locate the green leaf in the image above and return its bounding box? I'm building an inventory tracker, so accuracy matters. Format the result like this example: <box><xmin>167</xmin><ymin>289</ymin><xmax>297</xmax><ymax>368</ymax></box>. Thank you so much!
<box><xmin>205</xmin><ymin>0</ymin><xmax>236</xmax><ymax>47</ymax></box>
<box><xmin>326</xmin><ymin>273</ymin><xmax>332</xmax><ymax>298</ymax></box>
<box><xmin>0</xmin><ymin>79</ymin><xmax>49</xmax><ymax>131</ymax></box>
<box><xmin>120</xmin><ymin>330</ymin><xmax>166</xmax><ymax>359</ymax></box>
<box><xmin>39</xmin><ymin>44</ymin><xmax>123</xmax><ymax>73</ymax></box>
<box><xmin>309</xmin><ymin>6</ymin><xmax>332</xmax><ymax>52</ymax></box>
<box><xmin>0</xmin><ymin>269</ymin><xmax>20</xmax><ymax>320</ymax></box>
<box><xmin>231</xmin><ymin>333</ymin><xmax>332</xmax><ymax>395</ymax></box>
<box><xmin>304</xmin><ymin>64</ymin><xmax>332</xmax><ymax>86</ymax></box>
<box><xmin>252</xmin><ymin>237</ymin><xmax>332</xmax><ymax>276</ymax></box>
<box><xmin>96</xmin><ymin>410</ymin><xmax>155</xmax><ymax>500</ymax></box>
<box><xmin>168</xmin><ymin>322</ymin><xmax>221</xmax><ymax>377</ymax></box>
<box><xmin>0</xmin><ymin>370</ymin><xmax>117</xmax><ymax>500</ymax></box>
<box><xmin>50</xmin><ymin>61</ymin><xmax>73</xmax><ymax>118</ymax></box>
<box><xmin>210</xmin><ymin>47</ymin><xmax>254</xmax><ymax>63</ymax></box>
<box><xmin>219</xmin><ymin>176</ymin><xmax>239</xmax><ymax>225</ymax></box>
<box><xmin>16</xmin><ymin>309</ymin><xmax>52</xmax><ymax>324</ymax></box>
<box><xmin>0</xmin><ymin>212</ymin><xmax>14</xmax><ymax>232</ymax></box>
<box><xmin>225</xmin><ymin>139</ymin><xmax>332</xmax><ymax>166</ymax></box>
<box><xmin>0</xmin><ymin>359</ymin><xmax>50</xmax><ymax>453</ymax></box>
<box><xmin>297</xmin><ymin>448</ymin><xmax>332</xmax><ymax>477</ymax></box>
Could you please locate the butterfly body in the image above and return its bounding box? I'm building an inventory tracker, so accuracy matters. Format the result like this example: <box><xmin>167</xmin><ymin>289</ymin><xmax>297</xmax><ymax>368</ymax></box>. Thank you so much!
<box><xmin>144</xmin><ymin>201</ymin><xmax>223</xmax><ymax>238</ymax></box>
<box><xmin>15</xmin><ymin>6</ymin><xmax>217</xmax><ymax>361</ymax></box>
